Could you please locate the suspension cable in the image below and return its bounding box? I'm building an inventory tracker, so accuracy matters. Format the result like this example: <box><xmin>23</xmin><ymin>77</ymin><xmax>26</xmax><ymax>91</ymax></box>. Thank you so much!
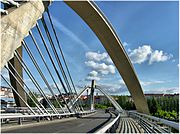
<box><xmin>36</xmin><ymin>22</ymin><xmax>76</xmax><ymax>112</ymax></box>
<box><xmin>14</xmin><ymin>50</ymin><xmax>57</xmax><ymax>114</ymax></box>
<box><xmin>5</xmin><ymin>65</ymin><xmax>45</xmax><ymax>114</ymax></box>
<box><xmin>46</xmin><ymin>9</ymin><xmax>84</xmax><ymax>111</ymax></box>
<box><xmin>29</xmin><ymin>30</ymin><xmax>71</xmax><ymax>113</ymax></box>
<box><xmin>47</xmin><ymin>9</ymin><xmax>77</xmax><ymax>95</ymax></box>
<box><xmin>22</xmin><ymin>40</ymin><xmax>63</xmax><ymax>113</ymax></box>
<box><xmin>7</xmin><ymin>61</ymin><xmax>49</xmax><ymax>114</ymax></box>
<box><xmin>41</xmin><ymin>17</ymin><xmax>73</xmax><ymax>95</ymax></box>
<box><xmin>41</xmin><ymin>16</ymin><xmax>80</xmax><ymax>112</ymax></box>
<box><xmin>1</xmin><ymin>75</ymin><xmax>36</xmax><ymax>115</ymax></box>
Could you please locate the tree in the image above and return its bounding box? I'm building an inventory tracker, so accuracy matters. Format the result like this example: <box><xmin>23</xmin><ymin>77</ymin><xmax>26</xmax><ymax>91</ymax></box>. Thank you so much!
<box><xmin>27</xmin><ymin>92</ymin><xmax>39</xmax><ymax>107</ymax></box>
<box><xmin>149</xmin><ymin>97</ymin><xmax>159</xmax><ymax>115</ymax></box>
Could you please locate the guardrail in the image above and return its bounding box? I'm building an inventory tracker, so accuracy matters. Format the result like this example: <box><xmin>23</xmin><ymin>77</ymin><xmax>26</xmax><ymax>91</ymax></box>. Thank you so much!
<box><xmin>128</xmin><ymin>111</ymin><xmax>179</xmax><ymax>132</ymax></box>
<box><xmin>95</xmin><ymin>109</ymin><xmax>120</xmax><ymax>133</ymax></box>
<box><xmin>1</xmin><ymin>110</ymin><xmax>96</xmax><ymax>125</ymax></box>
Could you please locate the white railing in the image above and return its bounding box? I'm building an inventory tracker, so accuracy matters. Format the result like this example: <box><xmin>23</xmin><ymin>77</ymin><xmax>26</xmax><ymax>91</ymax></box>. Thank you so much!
<box><xmin>128</xmin><ymin>111</ymin><xmax>179</xmax><ymax>131</ymax></box>
<box><xmin>95</xmin><ymin>113</ymin><xmax>120</xmax><ymax>133</ymax></box>
<box><xmin>1</xmin><ymin>110</ymin><xmax>96</xmax><ymax>125</ymax></box>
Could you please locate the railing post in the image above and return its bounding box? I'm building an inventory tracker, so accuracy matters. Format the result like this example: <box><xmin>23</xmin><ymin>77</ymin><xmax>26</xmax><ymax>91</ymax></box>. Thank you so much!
<box><xmin>36</xmin><ymin>117</ymin><xmax>40</xmax><ymax>122</ymax></box>
<box><xmin>90</xmin><ymin>80</ymin><xmax>95</xmax><ymax>111</ymax></box>
<box><xmin>18</xmin><ymin>118</ymin><xmax>22</xmax><ymax>125</ymax></box>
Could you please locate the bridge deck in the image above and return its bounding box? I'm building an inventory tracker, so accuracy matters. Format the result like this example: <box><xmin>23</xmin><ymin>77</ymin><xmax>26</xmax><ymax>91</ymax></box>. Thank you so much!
<box><xmin>117</xmin><ymin>117</ymin><xmax>144</xmax><ymax>133</ymax></box>
<box><xmin>1</xmin><ymin>110</ymin><xmax>115</xmax><ymax>133</ymax></box>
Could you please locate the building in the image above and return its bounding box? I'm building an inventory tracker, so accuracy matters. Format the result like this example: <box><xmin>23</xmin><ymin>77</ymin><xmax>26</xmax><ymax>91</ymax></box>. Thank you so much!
<box><xmin>0</xmin><ymin>86</ymin><xmax>14</xmax><ymax>98</ymax></box>
<box><xmin>144</xmin><ymin>93</ymin><xmax>179</xmax><ymax>99</ymax></box>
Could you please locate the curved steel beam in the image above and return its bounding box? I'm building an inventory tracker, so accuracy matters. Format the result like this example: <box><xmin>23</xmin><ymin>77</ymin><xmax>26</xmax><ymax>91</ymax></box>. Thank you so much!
<box><xmin>65</xmin><ymin>1</ymin><xmax>149</xmax><ymax>114</ymax></box>
<box><xmin>70</xmin><ymin>86</ymin><xmax>123</xmax><ymax>112</ymax></box>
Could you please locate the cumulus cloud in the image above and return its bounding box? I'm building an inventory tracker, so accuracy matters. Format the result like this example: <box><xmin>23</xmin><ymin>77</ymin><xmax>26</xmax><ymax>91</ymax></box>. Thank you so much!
<box><xmin>98</xmin><ymin>80</ymin><xmax>128</xmax><ymax>95</ymax></box>
<box><xmin>85</xmin><ymin>51</ymin><xmax>113</xmax><ymax>64</ymax></box>
<box><xmin>86</xmin><ymin>52</ymin><xmax>107</xmax><ymax>62</ymax></box>
<box><xmin>129</xmin><ymin>45</ymin><xmax>152</xmax><ymax>64</ymax></box>
<box><xmin>89</xmin><ymin>70</ymin><xmax>98</xmax><ymax>77</ymax></box>
<box><xmin>85</xmin><ymin>70</ymin><xmax>100</xmax><ymax>81</ymax></box>
<box><xmin>149</xmin><ymin>50</ymin><xmax>173</xmax><ymax>64</ymax></box>
<box><xmin>85</xmin><ymin>51</ymin><xmax>115</xmax><ymax>81</ymax></box>
<box><xmin>128</xmin><ymin>45</ymin><xmax>173</xmax><ymax>64</ymax></box>
<box><xmin>85</xmin><ymin>61</ymin><xmax>115</xmax><ymax>75</ymax></box>
<box><xmin>85</xmin><ymin>76</ymin><xmax>100</xmax><ymax>81</ymax></box>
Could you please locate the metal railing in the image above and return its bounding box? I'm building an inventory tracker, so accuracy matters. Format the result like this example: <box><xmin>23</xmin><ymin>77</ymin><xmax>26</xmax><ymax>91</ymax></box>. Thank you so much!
<box><xmin>1</xmin><ymin>110</ymin><xmax>96</xmax><ymax>125</ymax></box>
<box><xmin>128</xmin><ymin>111</ymin><xmax>179</xmax><ymax>133</ymax></box>
<box><xmin>95</xmin><ymin>109</ymin><xmax>121</xmax><ymax>133</ymax></box>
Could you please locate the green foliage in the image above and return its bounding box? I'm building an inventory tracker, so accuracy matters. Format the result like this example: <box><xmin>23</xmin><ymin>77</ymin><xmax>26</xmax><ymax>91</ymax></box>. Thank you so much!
<box><xmin>95</xmin><ymin>104</ymin><xmax>108</xmax><ymax>109</ymax></box>
<box><xmin>148</xmin><ymin>97</ymin><xmax>160</xmax><ymax>115</ymax></box>
<box><xmin>51</xmin><ymin>100</ymin><xmax>62</xmax><ymax>108</ymax></box>
<box><xmin>116</xmin><ymin>96</ymin><xmax>135</xmax><ymax>110</ymax></box>
<box><xmin>27</xmin><ymin>92</ymin><xmax>39</xmax><ymax>107</ymax></box>
<box><xmin>147</xmin><ymin>96</ymin><xmax>179</xmax><ymax>122</ymax></box>
<box><xmin>155</xmin><ymin>109</ymin><xmax>178</xmax><ymax>122</ymax></box>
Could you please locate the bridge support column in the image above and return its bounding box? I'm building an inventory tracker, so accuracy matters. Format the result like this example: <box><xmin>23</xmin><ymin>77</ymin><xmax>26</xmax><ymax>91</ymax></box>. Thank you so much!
<box><xmin>8</xmin><ymin>46</ymin><xmax>27</xmax><ymax>107</ymax></box>
<box><xmin>1</xmin><ymin>1</ymin><xmax>52</xmax><ymax>106</ymax></box>
<box><xmin>0</xmin><ymin>1</ymin><xmax>51</xmax><ymax>70</ymax></box>
<box><xmin>90</xmin><ymin>80</ymin><xmax>95</xmax><ymax>111</ymax></box>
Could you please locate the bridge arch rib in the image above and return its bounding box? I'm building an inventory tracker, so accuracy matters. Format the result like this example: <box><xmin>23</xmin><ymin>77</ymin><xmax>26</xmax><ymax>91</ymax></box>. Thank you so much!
<box><xmin>69</xmin><ymin>85</ymin><xmax>123</xmax><ymax>113</ymax></box>
<box><xmin>64</xmin><ymin>1</ymin><xmax>149</xmax><ymax>114</ymax></box>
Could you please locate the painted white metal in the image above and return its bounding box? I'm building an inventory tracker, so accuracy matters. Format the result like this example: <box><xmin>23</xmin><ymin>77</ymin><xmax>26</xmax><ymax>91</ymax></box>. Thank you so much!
<box><xmin>95</xmin><ymin>114</ymin><xmax>120</xmax><ymax>133</ymax></box>
<box><xmin>129</xmin><ymin>111</ymin><xmax>179</xmax><ymax>130</ymax></box>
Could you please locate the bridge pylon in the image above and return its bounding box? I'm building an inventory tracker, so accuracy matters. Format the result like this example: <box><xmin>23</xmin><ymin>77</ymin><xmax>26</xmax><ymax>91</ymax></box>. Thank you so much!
<box><xmin>1</xmin><ymin>1</ymin><xmax>51</xmax><ymax>107</ymax></box>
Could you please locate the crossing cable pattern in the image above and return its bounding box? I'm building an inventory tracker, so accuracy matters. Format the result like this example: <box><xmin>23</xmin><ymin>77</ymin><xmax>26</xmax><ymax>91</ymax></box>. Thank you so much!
<box><xmin>28</xmin><ymin>30</ymin><xmax>71</xmax><ymax>113</ymax></box>
<box><xmin>22</xmin><ymin>40</ymin><xmax>64</xmax><ymax>113</ymax></box>
<box><xmin>35</xmin><ymin>21</ymin><xmax>78</xmax><ymax>113</ymax></box>
<box><xmin>5</xmin><ymin>63</ymin><xmax>46</xmax><ymax>114</ymax></box>
<box><xmin>46</xmin><ymin>9</ymin><xmax>84</xmax><ymax>111</ymax></box>
<box><xmin>41</xmin><ymin>16</ymin><xmax>81</xmax><ymax>112</ymax></box>
<box><xmin>0</xmin><ymin>6</ymin><xmax>86</xmax><ymax>116</ymax></box>
<box><xmin>15</xmin><ymin>50</ymin><xmax>58</xmax><ymax>114</ymax></box>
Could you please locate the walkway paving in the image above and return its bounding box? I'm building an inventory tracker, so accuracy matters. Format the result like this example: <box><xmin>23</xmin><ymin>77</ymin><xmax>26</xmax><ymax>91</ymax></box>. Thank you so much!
<box><xmin>1</xmin><ymin>110</ymin><xmax>115</xmax><ymax>133</ymax></box>
<box><xmin>117</xmin><ymin>117</ymin><xmax>144</xmax><ymax>133</ymax></box>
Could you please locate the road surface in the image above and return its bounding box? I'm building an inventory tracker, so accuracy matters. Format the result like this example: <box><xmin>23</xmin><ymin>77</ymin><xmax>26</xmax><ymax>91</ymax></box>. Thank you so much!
<box><xmin>2</xmin><ymin>110</ymin><xmax>115</xmax><ymax>133</ymax></box>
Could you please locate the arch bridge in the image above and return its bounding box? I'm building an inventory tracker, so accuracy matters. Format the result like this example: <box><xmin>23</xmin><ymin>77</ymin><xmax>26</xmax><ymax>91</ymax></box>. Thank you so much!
<box><xmin>0</xmin><ymin>1</ymin><xmax>179</xmax><ymax>133</ymax></box>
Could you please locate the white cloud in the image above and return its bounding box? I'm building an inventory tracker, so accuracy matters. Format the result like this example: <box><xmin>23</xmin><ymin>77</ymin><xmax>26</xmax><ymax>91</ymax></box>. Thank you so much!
<box><xmin>144</xmin><ymin>87</ymin><xmax>179</xmax><ymax>94</ymax></box>
<box><xmin>98</xmin><ymin>80</ymin><xmax>128</xmax><ymax>95</ymax></box>
<box><xmin>85</xmin><ymin>51</ymin><xmax>113</xmax><ymax>64</ymax></box>
<box><xmin>123</xmin><ymin>42</ymin><xmax>129</xmax><ymax>47</ymax></box>
<box><xmin>129</xmin><ymin>45</ymin><xmax>152</xmax><ymax>64</ymax></box>
<box><xmin>128</xmin><ymin>45</ymin><xmax>173</xmax><ymax>64</ymax></box>
<box><xmin>149</xmin><ymin>50</ymin><xmax>173</xmax><ymax>64</ymax></box>
<box><xmin>85</xmin><ymin>76</ymin><xmax>100</xmax><ymax>81</ymax></box>
<box><xmin>85</xmin><ymin>61</ymin><xmax>115</xmax><ymax>75</ymax></box>
<box><xmin>85</xmin><ymin>70</ymin><xmax>100</xmax><ymax>81</ymax></box>
<box><xmin>86</xmin><ymin>52</ymin><xmax>108</xmax><ymax>62</ymax></box>
<box><xmin>85</xmin><ymin>51</ymin><xmax>115</xmax><ymax>82</ymax></box>
<box><xmin>140</xmin><ymin>80</ymin><xmax>165</xmax><ymax>86</ymax></box>
<box><xmin>106</xmin><ymin>57</ymin><xmax>113</xmax><ymax>64</ymax></box>
<box><xmin>88</xmin><ymin>70</ymin><xmax>98</xmax><ymax>77</ymax></box>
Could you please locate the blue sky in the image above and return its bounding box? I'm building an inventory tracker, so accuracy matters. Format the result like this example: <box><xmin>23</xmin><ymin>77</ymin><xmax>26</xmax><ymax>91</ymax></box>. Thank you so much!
<box><xmin>1</xmin><ymin>1</ymin><xmax>179</xmax><ymax>96</ymax></box>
